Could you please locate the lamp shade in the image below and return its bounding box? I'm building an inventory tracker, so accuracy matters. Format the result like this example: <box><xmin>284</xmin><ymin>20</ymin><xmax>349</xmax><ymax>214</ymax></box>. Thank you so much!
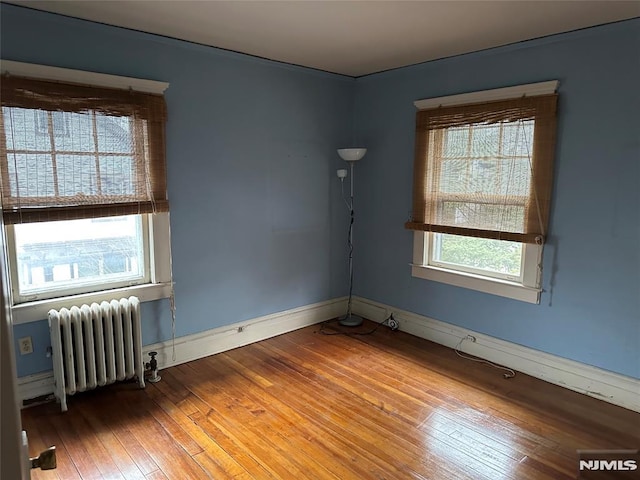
<box><xmin>337</xmin><ymin>148</ymin><xmax>367</xmax><ymax>162</ymax></box>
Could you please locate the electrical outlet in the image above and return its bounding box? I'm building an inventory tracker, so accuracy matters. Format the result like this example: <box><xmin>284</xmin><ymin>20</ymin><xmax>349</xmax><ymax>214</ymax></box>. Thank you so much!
<box><xmin>386</xmin><ymin>314</ymin><xmax>399</xmax><ymax>331</ymax></box>
<box><xmin>19</xmin><ymin>336</ymin><xmax>33</xmax><ymax>355</ymax></box>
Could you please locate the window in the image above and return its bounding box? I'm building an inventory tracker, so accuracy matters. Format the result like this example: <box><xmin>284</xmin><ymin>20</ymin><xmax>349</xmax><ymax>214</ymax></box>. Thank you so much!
<box><xmin>8</xmin><ymin>215</ymin><xmax>148</xmax><ymax>303</ymax></box>
<box><xmin>0</xmin><ymin>75</ymin><xmax>168</xmax><ymax>222</ymax></box>
<box><xmin>0</xmin><ymin>63</ymin><xmax>172</xmax><ymax>323</ymax></box>
<box><xmin>407</xmin><ymin>82</ymin><xmax>558</xmax><ymax>303</ymax></box>
<box><xmin>431</xmin><ymin>234</ymin><xmax>523</xmax><ymax>281</ymax></box>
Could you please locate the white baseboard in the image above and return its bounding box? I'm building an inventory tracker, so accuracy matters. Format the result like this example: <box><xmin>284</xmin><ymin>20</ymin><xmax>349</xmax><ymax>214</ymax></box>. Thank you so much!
<box><xmin>351</xmin><ymin>296</ymin><xmax>640</xmax><ymax>413</ymax></box>
<box><xmin>18</xmin><ymin>297</ymin><xmax>346</xmax><ymax>403</ymax></box>
<box><xmin>20</xmin><ymin>294</ymin><xmax>638</xmax><ymax>413</ymax></box>
<box><xmin>17</xmin><ymin>371</ymin><xmax>55</xmax><ymax>403</ymax></box>
<box><xmin>144</xmin><ymin>297</ymin><xmax>346</xmax><ymax>370</ymax></box>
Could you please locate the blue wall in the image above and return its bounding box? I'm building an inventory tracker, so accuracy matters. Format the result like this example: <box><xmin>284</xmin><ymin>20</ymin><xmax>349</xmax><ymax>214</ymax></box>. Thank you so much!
<box><xmin>1</xmin><ymin>4</ymin><xmax>354</xmax><ymax>377</ymax></box>
<box><xmin>353</xmin><ymin>19</ymin><xmax>640</xmax><ymax>378</ymax></box>
<box><xmin>3</xmin><ymin>4</ymin><xmax>639</xmax><ymax>381</ymax></box>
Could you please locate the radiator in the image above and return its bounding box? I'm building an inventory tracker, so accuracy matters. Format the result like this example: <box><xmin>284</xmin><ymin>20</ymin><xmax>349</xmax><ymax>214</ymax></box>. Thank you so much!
<box><xmin>48</xmin><ymin>296</ymin><xmax>145</xmax><ymax>412</ymax></box>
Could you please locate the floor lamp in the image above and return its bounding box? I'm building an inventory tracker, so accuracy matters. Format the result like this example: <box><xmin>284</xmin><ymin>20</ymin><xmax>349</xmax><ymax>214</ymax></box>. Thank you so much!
<box><xmin>336</xmin><ymin>147</ymin><xmax>366</xmax><ymax>327</ymax></box>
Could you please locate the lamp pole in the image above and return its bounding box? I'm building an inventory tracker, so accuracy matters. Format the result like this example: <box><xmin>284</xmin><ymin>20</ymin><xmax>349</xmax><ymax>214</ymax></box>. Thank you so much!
<box><xmin>336</xmin><ymin>148</ymin><xmax>366</xmax><ymax>327</ymax></box>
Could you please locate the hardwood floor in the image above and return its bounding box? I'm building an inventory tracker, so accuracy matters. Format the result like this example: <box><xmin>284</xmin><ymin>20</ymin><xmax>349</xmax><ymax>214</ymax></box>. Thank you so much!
<box><xmin>22</xmin><ymin>321</ymin><xmax>640</xmax><ymax>479</ymax></box>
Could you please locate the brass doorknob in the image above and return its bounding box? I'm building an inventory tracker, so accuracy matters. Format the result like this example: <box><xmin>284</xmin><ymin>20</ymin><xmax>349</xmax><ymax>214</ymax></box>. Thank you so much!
<box><xmin>30</xmin><ymin>445</ymin><xmax>56</xmax><ymax>470</ymax></box>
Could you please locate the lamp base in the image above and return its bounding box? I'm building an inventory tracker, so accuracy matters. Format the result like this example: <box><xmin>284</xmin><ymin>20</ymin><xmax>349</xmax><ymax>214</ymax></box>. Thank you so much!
<box><xmin>338</xmin><ymin>314</ymin><xmax>364</xmax><ymax>327</ymax></box>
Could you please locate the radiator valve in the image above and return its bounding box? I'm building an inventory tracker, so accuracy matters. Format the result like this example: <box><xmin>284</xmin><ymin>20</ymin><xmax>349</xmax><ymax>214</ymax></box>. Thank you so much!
<box><xmin>145</xmin><ymin>351</ymin><xmax>161</xmax><ymax>383</ymax></box>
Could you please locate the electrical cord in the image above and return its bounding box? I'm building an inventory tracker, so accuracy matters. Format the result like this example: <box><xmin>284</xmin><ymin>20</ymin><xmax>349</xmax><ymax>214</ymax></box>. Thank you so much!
<box><xmin>318</xmin><ymin>318</ymin><xmax>388</xmax><ymax>337</ymax></box>
<box><xmin>166</xmin><ymin>212</ymin><xmax>177</xmax><ymax>362</ymax></box>
<box><xmin>318</xmin><ymin>313</ymin><xmax>400</xmax><ymax>337</ymax></box>
<box><xmin>454</xmin><ymin>336</ymin><xmax>516</xmax><ymax>379</ymax></box>
<box><xmin>340</xmin><ymin>178</ymin><xmax>356</xmax><ymax>318</ymax></box>
<box><xmin>346</xmin><ymin>207</ymin><xmax>354</xmax><ymax>316</ymax></box>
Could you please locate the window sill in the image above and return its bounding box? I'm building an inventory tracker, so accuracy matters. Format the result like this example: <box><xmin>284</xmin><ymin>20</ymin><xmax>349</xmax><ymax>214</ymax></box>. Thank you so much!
<box><xmin>411</xmin><ymin>264</ymin><xmax>540</xmax><ymax>304</ymax></box>
<box><xmin>11</xmin><ymin>282</ymin><xmax>173</xmax><ymax>325</ymax></box>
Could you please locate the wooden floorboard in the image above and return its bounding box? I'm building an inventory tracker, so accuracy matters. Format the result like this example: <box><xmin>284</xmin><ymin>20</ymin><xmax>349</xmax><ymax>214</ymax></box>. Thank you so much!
<box><xmin>22</xmin><ymin>321</ymin><xmax>640</xmax><ymax>479</ymax></box>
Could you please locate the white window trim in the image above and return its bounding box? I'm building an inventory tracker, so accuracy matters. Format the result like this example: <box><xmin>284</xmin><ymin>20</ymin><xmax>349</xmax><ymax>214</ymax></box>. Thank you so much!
<box><xmin>7</xmin><ymin>217</ymin><xmax>151</xmax><ymax>304</ymax></box>
<box><xmin>9</xmin><ymin>213</ymin><xmax>173</xmax><ymax>325</ymax></box>
<box><xmin>428</xmin><ymin>234</ymin><xmax>524</xmax><ymax>283</ymax></box>
<box><xmin>411</xmin><ymin>232</ymin><xmax>542</xmax><ymax>304</ymax></box>
<box><xmin>11</xmin><ymin>283</ymin><xmax>172</xmax><ymax>326</ymax></box>
<box><xmin>410</xmin><ymin>80</ymin><xmax>557</xmax><ymax>304</ymax></box>
<box><xmin>414</xmin><ymin>80</ymin><xmax>558</xmax><ymax>110</ymax></box>
<box><xmin>1</xmin><ymin>61</ymin><xmax>172</xmax><ymax>324</ymax></box>
<box><xmin>0</xmin><ymin>60</ymin><xmax>169</xmax><ymax>94</ymax></box>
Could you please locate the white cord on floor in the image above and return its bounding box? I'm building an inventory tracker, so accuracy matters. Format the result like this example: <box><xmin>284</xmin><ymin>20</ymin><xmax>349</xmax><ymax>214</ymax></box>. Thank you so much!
<box><xmin>454</xmin><ymin>337</ymin><xmax>516</xmax><ymax>379</ymax></box>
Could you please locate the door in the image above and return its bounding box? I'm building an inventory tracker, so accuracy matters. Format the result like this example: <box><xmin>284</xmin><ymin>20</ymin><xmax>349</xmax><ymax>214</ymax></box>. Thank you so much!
<box><xmin>0</xmin><ymin>207</ymin><xmax>30</xmax><ymax>479</ymax></box>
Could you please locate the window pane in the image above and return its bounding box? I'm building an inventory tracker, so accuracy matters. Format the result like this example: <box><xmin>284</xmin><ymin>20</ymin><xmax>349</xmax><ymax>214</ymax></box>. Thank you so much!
<box><xmin>440</xmin><ymin>159</ymin><xmax>466</xmax><ymax>193</ymax></box>
<box><xmin>96</xmin><ymin>114</ymin><xmax>133</xmax><ymax>153</ymax></box>
<box><xmin>2</xmin><ymin>107</ymin><xmax>51</xmax><ymax>151</ymax></box>
<box><xmin>499</xmin><ymin>158</ymin><xmax>531</xmax><ymax>196</ymax></box>
<box><xmin>443</xmin><ymin>127</ymin><xmax>469</xmax><ymax>158</ymax></box>
<box><xmin>501</xmin><ymin>121</ymin><xmax>534</xmax><ymax>157</ymax></box>
<box><xmin>470</xmin><ymin>124</ymin><xmax>500</xmax><ymax>157</ymax></box>
<box><xmin>99</xmin><ymin>156</ymin><xmax>135</xmax><ymax>195</ymax></box>
<box><xmin>56</xmin><ymin>155</ymin><xmax>98</xmax><ymax>196</ymax></box>
<box><xmin>432</xmin><ymin>233</ymin><xmax>523</xmax><ymax>277</ymax></box>
<box><xmin>13</xmin><ymin>215</ymin><xmax>145</xmax><ymax>296</ymax></box>
<box><xmin>7</xmin><ymin>154</ymin><xmax>56</xmax><ymax>197</ymax></box>
<box><xmin>54</xmin><ymin>112</ymin><xmax>94</xmax><ymax>152</ymax></box>
<box><xmin>469</xmin><ymin>159</ymin><xmax>498</xmax><ymax>194</ymax></box>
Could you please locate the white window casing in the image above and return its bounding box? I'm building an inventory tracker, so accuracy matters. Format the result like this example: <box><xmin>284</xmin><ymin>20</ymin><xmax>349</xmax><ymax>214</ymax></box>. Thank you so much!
<box><xmin>1</xmin><ymin>60</ymin><xmax>172</xmax><ymax>323</ymax></box>
<box><xmin>411</xmin><ymin>232</ymin><xmax>542</xmax><ymax>304</ymax></box>
<box><xmin>1</xmin><ymin>60</ymin><xmax>169</xmax><ymax>94</ymax></box>
<box><xmin>9</xmin><ymin>213</ymin><xmax>173</xmax><ymax>325</ymax></box>
<box><xmin>410</xmin><ymin>81</ymin><xmax>558</xmax><ymax>304</ymax></box>
<box><xmin>414</xmin><ymin>80</ymin><xmax>558</xmax><ymax>110</ymax></box>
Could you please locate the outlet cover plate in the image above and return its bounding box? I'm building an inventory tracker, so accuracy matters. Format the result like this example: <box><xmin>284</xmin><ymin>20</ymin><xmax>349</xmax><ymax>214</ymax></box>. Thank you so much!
<box><xmin>18</xmin><ymin>336</ymin><xmax>33</xmax><ymax>355</ymax></box>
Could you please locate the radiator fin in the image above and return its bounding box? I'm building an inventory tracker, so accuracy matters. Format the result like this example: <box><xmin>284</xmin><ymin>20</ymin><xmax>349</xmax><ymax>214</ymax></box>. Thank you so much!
<box><xmin>48</xmin><ymin>296</ymin><xmax>145</xmax><ymax>412</ymax></box>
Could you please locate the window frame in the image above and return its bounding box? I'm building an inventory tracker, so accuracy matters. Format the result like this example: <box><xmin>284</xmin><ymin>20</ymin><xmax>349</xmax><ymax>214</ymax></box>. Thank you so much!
<box><xmin>428</xmin><ymin>233</ymin><xmax>524</xmax><ymax>283</ymax></box>
<box><xmin>412</xmin><ymin>231</ymin><xmax>542</xmax><ymax>304</ymax></box>
<box><xmin>0</xmin><ymin>78</ymin><xmax>168</xmax><ymax>222</ymax></box>
<box><xmin>0</xmin><ymin>60</ymin><xmax>172</xmax><ymax>325</ymax></box>
<box><xmin>8</xmin><ymin>212</ymin><xmax>172</xmax><ymax>325</ymax></box>
<box><xmin>8</xmin><ymin>214</ymin><xmax>152</xmax><ymax>303</ymax></box>
<box><xmin>409</xmin><ymin>81</ymin><xmax>558</xmax><ymax>304</ymax></box>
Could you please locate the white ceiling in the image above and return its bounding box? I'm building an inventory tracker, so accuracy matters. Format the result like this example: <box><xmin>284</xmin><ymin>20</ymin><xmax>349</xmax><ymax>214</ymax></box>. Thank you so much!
<box><xmin>7</xmin><ymin>1</ymin><xmax>640</xmax><ymax>77</ymax></box>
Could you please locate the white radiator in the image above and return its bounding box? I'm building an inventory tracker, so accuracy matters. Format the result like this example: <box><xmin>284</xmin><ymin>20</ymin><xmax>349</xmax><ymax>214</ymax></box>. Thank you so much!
<box><xmin>48</xmin><ymin>296</ymin><xmax>145</xmax><ymax>412</ymax></box>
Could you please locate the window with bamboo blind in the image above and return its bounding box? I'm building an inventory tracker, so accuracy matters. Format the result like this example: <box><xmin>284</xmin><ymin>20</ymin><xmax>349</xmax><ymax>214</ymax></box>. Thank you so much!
<box><xmin>408</xmin><ymin>82</ymin><xmax>558</xmax><ymax>304</ymax></box>
<box><xmin>0</xmin><ymin>75</ymin><xmax>169</xmax><ymax>224</ymax></box>
<box><xmin>0</xmin><ymin>63</ymin><xmax>172</xmax><ymax>313</ymax></box>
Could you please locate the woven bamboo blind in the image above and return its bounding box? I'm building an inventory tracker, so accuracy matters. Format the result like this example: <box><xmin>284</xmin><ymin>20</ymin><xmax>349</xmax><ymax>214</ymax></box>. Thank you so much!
<box><xmin>0</xmin><ymin>75</ymin><xmax>168</xmax><ymax>224</ymax></box>
<box><xmin>405</xmin><ymin>94</ymin><xmax>557</xmax><ymax>243</ymax></box>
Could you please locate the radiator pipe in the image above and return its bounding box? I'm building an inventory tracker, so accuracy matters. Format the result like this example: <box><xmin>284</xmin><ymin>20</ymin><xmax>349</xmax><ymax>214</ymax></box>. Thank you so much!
<box><xmin>145</xmin><ymin>351</ymin><xmax>161</xmax><ymax>383</ymax></box>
